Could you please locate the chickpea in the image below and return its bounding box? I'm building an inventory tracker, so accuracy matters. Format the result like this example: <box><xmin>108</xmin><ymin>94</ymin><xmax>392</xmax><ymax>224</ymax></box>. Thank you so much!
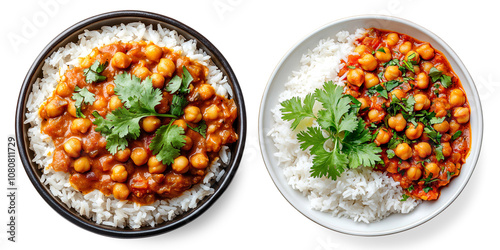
<box><xmin>375</xmin><ymin>47</ymin><xmax>391</xmax><ymax>62</ymax></box>
<box><xmin>141</xmin><ymin>116</ymin><xmax>161</xmax><ymax>133</ymax></box>
<box><xmin>56</xmin><ymin>82</ymin><xmax>72</xmax><ymax>97</ymax></box>
<box><xmin>405</xmin><ymin>51</ymin><xmax>420</xmax><ymax>64</ymax></box>
<box><xmin>354</xmin><ymin>45</ymin><xmax>369</xmax><ymax>55</ymax></box>
<box><xmin>441</xmin><ymin>142</ymin><xmax>452</xmax><ymax>158</ymax></box>
<box><xmin>184</xmin><ymin>106</ymin><xmax>202</xmax><ymax>123</ymax></box>
<box><xmin>148</xmin><ymin>156</ymin><xmax>167</xmax><ymax>174</ymax></box>
<box><xmin>395</xmin><ymin>143</ymin><xmax>412</xmax><ymax>160</ymax></box>
<box><xmin>399</xmin><ymin>41</ymin><xmax>412</xmax><ymax>54</ymax></box>
<box><xmin>364</xmin><ymin>73</ymin><xmax>379</xmax><ymax>88</ymax></box>
<box><xmin>108</xmin><ymin>95</ymin><xmax>123</xmax><ymax>111</ymax></box>
<box><xmin>46</xmin><ymin>97</ymin><xmax>68</xmax><ymax>118</ymax></box>
<box><xmin>386</xmin><ymin>161</ymin><xmax>398</xmax><ymax>174</ymax></box>
<box><xmin>406</xmin><ymin>166</ymin><xmax>422</xmax><ymax>181</ymax></box>
<box><xmin>368</xmin><ymin>109</ymin><xmax>385</xmax><ymax>123</ymax></box>
<box><xmin>415</xmin><ymin>72</ymin><xmax>429</xmax><ymax>89</ymax></box>
<box><xmin>384</xmin><ymin>65</ymin><xmax>401</xmax><ymax>81</ymax></box>
<box><xmin>114</xmin><ymin>148</ymin><xmax>131</xmax><ymax>162</ymax></box>
<box><xmin>449</xmin><ymin>120</ymin><xmax>460</xmax><ymax>134</ymax></box>
<box><xmin>416</xmin><ymin>44</ymin><xmax>435</xmax><ymax>60</ymax></box>
<box><xmin>182</xmin><ymin>136</ymin><xmax>193</xmax><ymax>151</ymax></box>
<box><xmin>421</xmin><ymin>62</ymin><xmax>434</xmax><ymax>73</ymax></box>
<box><xmin>131</xmin><ymin>147</ymin><xmax>148</xmax><ymax>166</ymax></box>
<box><xmin>347</xmin><ymin>68</ymin><xmax>365</xmax><ymax>87</ymax></box>
<box><xmin>433</xmin><ymin>120</ymin><xmax>450</xmax><ymax>133</ymax></box>
<box><xmin>390</xmin><ymin>89</ymin><xmax>405</xmax><ymax>101</ymax></box>
<box><xmin>67</xmin><ymin>102</ymin><xmax>77</xmax><ymax>117</ymax></box>
<box><xmin>424</xmin><ymin>163</ymin><xmax>440</xmax><ymax>178</ymax></box>
<box><xmin>105</xmin><ymin>84</ymin><xmax>115</xmax><ymax>96</ymax></box>
<box><xmin>111</xmin><ymin>52</ymin><xmax>132</xmax><ymax>69</ymax></box>
<box><xmin>405</xmin><ymin>122</ymin><xmax>424</xmax><ymax>140</ymax></box>
<box><xmin>93</xmin><ymin>97</ymin><xmax>107</xmax><ymax>110</ymax></box>
<box><xmin>157</xmin><ymin>58</ymin><xmax>176</xmax><ymax>77</ymax></box>
<box><xmin>414</xmin><ymin>142</ymin><xmax>432</xmax><ymax>158</ymax></box>
<box><xmin>191</xmin><ymin>153</ymin><xmax>209</xmax><ymax>169</ymax></box>
<box><xmin>414</xmin><ymin>94</ymin><xmax>431</xmax><ymax>111</ymax></box>
<box><xmin>112</xmin><ymin>183</ymin><xmax>130</xmax><ymax>200</ymax></box>
<box><xmin>374</xmin><ymin>128</ymin><xmax>391</xmax><ymax>146</ymax></box>
<box><xmin>357</xmin><ymin>97</ymin><xmax>370</xmax><ymax>111</ymax></box>
<box><xmin>133</xmin><ymin>66</ymin><xmax>151</xmax><ymax>80</ymax></box>
<box><xmin>70</xmin><ymin>118</ymin><xmax>92</xmax><ymax>134</ymax></box>
<box><xmin>204</xmin><ymin>104</ymin><xmax>220</xmax><ymax>121</ymax></box>
<box><xmin>453</xmin><ymin>107</ymin><xmax>470</xmax><ymax>124</ymax></box>
<box><xmin>111</xmin><ymin>165</ymin><xmax>128</xmax><ymax>182</ymax></box>
<box><xmin>172</xmin><ymin>119</ymin><xmax>188</xmax><ymax>130</ymax></box>
<box><xmin>358</xmin><ymin>54</ymin><xmax>378</xmax><ymax>71</ymax></box>
<box><xmin>449</xmin><ymin>88</ymin><xmax>466</xmax><ymax>107</ymax></box>
<box><xmin>151</xmin><ymin>73</ymin><xmax>165</xmax><ymax>89</ymax></box>
<box><xmin>413</xmin><ymin>65</ymin><xmax>421</xmax><ymax>75</ymax></box>
<box><xmin>63</xmin><ymin>138</ymin><xmax>82</xmax><ymax>158</ymax></box>
<box><xmin>73</xmin><ymin>156</ymin><xmax>91</xmax><ymax>173</ymax></box>
<box><xmin>386</xmin><ymin>33</ymin><xmax>399</xmax><ymax>46</ymax></box>
<box><xmin>145</xmin><ymin>44</ymin><xmax>163</xmax><ymax>62</ymax></box>
<box><xmin>388</xmin><ymin>113</ymin><xmax>407</xmax><ymax>132</ymax></box>
<box><xmin>198</xmin><ymin>84</ymin><xmax>215</xmax><ymax>100</ymax></box>
<box><xmin>172</xmin><ymin>156</ymin><xmax>189</xmax><ymax>174</ymax></box>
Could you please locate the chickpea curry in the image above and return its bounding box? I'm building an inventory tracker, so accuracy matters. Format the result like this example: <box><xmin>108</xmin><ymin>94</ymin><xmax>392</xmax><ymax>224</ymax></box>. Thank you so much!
<box><xmin>39</xmin><ymin>41</ymin><xmax>238</xmax><ymax>205</ymax></box>
<box><xmin>340</xmin><ymin>28</ymin><xmax>471</xmax><ymax>200</ymax></box>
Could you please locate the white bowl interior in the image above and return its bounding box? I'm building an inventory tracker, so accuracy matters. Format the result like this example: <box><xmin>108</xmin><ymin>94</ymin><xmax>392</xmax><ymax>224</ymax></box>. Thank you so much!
<box><xmin>259</xmin><ymin>15</ymin><xmax>483</xmax><ymax>236</ymax></box>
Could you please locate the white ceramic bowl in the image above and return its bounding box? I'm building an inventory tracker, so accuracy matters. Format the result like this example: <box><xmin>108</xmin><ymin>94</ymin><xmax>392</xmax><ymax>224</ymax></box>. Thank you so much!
<box><xmin>258</xmin><ymin>15</ymin><xmax>483</xmax><ymax>236</ymax></box>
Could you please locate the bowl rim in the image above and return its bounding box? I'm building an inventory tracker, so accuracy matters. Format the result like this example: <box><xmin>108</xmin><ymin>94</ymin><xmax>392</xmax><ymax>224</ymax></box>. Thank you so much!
<box><xmin>15</xmin><ymin>10</ymin><xmax>246</xmax><ymax>238</ymax></box>
<box><xmin>258</xmin><ymin>14</ymin><xmax>483</xmax><ymax>236</ymax></box>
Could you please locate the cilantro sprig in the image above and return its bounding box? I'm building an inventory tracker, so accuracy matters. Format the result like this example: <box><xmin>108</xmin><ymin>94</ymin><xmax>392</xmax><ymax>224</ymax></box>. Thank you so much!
<box><xmin>71</xmin><ymin>86</ymin><xmax>95</xmax><ymax>118</ymax></box>
<box><xmin>92</xmin><ymin>73</ymin><xmax>176</xmax><ymax>155</ymax></box>
<box><xmin>83</xmin><ymin>60</ymin><xmax>108</xmax><ymax>84</ymax></box>
<box><xmin>429</xmin><ymin>67</ymin><xmax>452</xmax><ymax>88</ymax></box>
<box><xmin>280</xmin><ymin>81</ymin><xmax>382</xmax><ymax>180</ymax></box>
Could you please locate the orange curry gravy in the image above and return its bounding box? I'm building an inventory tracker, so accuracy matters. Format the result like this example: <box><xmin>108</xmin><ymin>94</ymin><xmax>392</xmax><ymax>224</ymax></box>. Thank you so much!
<box><xmin>339</xmin><ymin>28</ymin><xmax>471</xmax><ymax>200</ymax></box>
<box><xmin>39</xmin><ymin>41</ymin><xmax>238</xmax><ymax>205</ymax></box>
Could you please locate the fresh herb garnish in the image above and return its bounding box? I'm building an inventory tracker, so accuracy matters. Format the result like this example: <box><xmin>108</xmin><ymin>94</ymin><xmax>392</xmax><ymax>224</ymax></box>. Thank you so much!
<box><xmin>187</xmin><ymin>120</ymin><xmax>207</xmax><ymax>138</ymax></box>
<box><xmin>435</xmin><ymin>144</ymin><xmax>445</xmax><ymax>162</ymax></box>
<box><xmin>149</xmin><ymin>121</ymin><xmax>186</xmax><ymax>165</ymax></box>
<box><xmin>280</xmin><ymin>81</ymin><xmax>382</xmax><ymax>180</ymax></box>
<box><xmin>423</xmin><ymin>186</ymin><xmax>433</xmax><ymax>193</ymax></box>
<box><xmin>428</xmin><ymin>67</ymin><xmax>452</xmax><ymax>88</ymax></box>
<box><xmin>400</xmin><ymin>194</ymin><xmax>409</xmax><ymax>201</ymax></box>
<box><xmin>451</xmin><ymin>130</ymin><xmax>462</xmax><ymax>140</ymax></box>
<box><xmin>166</xmin><ymin>66</ymin><xmax>193</xmax><ymax>94</ymax></box>
<box><xmin>92</xmin><ymin>73</ymin><xmax>176</xmax><ymax>154</ymax></box>
<box><xmin>71</xmin><ymin>86</ymin><xmax>95</xmax><ymax>118</ymax></box>
<box><xmin>429</xmin><ymin>116</ymin><xmax>446</xmax><ymax>125</ymax></box>
<box><xmin>170</xmin><ymin>95</ymin><xmax>189</xmax><ymax>117</ymax></box>
<box><xmin>447</xmin><ymin>171</ymin><xmax>456</xmax><ymax>181</ymax></box>
<box><xmin>83</xmin><ymin>60</ymin><xmax>108</xmax><ymax>84</ymax></box>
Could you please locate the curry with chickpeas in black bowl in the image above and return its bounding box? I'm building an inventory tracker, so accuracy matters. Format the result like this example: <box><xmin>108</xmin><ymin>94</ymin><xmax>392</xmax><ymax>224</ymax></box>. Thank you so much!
<box><xmin>17</xmin><ymin>11</ymin><xmax>245</xmax><ymax>237</ymax></box>
<box><xmin>341</xmin><ymin>28</ymin><xmax>470</xmax><ymax>200</ymax></box>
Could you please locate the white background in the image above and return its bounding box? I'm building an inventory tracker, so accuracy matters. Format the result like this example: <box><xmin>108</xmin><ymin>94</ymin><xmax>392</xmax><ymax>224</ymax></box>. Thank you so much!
<box><xmin>1</xmin><ymin>0</ymin><xmax>498</xmax><ymax>249</ymax></box>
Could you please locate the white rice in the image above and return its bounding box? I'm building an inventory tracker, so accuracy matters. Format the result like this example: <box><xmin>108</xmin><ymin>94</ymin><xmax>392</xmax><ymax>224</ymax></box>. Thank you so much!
<box><xmin>25</xmin><ymin>22</ymin><xmax>233</xmax><ymax>229</ymax></box>
<box><xmin>268</xmin><ymin>29</ymin><xmax>421</xmax><ymax>223</ymax></box>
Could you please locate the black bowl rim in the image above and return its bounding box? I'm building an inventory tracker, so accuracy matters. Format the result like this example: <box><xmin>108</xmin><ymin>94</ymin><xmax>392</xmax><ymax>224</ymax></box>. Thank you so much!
<box><xmin>15</xmin><ymin>10</ymin><xmax>246</xmax><ymax>238</ymax></box>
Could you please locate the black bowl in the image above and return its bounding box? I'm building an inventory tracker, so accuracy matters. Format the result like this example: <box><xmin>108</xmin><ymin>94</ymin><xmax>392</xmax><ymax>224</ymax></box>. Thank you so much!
<box><xmin>15</xmin><ymin>10</ymin><xmax>246</xmax><ymax>238</ymax></box>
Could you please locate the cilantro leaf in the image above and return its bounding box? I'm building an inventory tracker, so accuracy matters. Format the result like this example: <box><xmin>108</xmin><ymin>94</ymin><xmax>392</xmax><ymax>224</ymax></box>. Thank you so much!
<box><xmin>71</xmin><ymin>86</ymin><xmax>95</xmax><ymax>118</ymax></box>
<box><xmin>170</xmin><ymin>94</ymin><xmax>189</xmax><ymax>117</ymax></box>
<box><xmin>149</xmin><ymin>123</ymin><xmax>186</xmax><ymax>165</ymax></box>
<box><xmin>83</xmin><ymin>60</ymin><xmax>107</xmax><ymax>84</ymax></box>
<box><xmin>166</xmin><ymin>66</ymin><xmax>193</xmax><ymax>94</ymax></box>
<box><xmin>435</xmin><ymin>144</ymin><xmax>445</xmax><ymax>162</ymax></box>
<box><xmin>114</xmin><ymin>73</ymin><xmax>162</xmax><ymax>113</ymax></box>
<box><xmin>430</xmin><ymin>116</ymin><xmax>446</xmax><ymax>125</ymax></box>
<box><xmin>429</xmin><ymin>67</ymin><xmax>443</xmax><ymax>82</ymax></box>
<box><xmin>280</xmin><ymin>93</ymin><xmax>315</xmax><ymax>130</ymax></box>
<box><xmin>451</xmin><ymin>130</ymin><xmax>462</xmax><ymax>140</ymax></box>
<box><xmin>385</xmin><ymin>80</ymin><xmax>403</xmax><ymax>92</ymax></box>
<box><xmin>440</xmin><ymin>75</ymin><xmax>452</xmax><ymax>88</ymax></box>
<box><xmin>187</xmin><ymin>120</ymin><xmax>207</xmax><ymax>138</ymax></box>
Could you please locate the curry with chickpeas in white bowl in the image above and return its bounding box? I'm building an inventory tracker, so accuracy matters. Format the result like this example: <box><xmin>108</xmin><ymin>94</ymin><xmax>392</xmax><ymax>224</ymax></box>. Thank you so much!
<box><xmin>341</xmin><ymin>28</ymin><xmax>470</xmax><ymax>200</ymax></box>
